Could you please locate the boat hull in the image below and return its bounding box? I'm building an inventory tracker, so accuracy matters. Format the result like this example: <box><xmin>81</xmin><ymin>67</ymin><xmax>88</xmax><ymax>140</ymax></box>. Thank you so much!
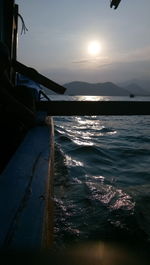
<box><xmin>0</xmin><ymin>117</ymin><xmax>54</xmax><ymax>249</ymax></box>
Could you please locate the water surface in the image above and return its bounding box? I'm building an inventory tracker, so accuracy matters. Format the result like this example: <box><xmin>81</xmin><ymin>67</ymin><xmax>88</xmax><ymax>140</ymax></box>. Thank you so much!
<box><xmin>52</xmin><ymin>96</ymin><xmax>150</xmax><ymax>249</ymax></box>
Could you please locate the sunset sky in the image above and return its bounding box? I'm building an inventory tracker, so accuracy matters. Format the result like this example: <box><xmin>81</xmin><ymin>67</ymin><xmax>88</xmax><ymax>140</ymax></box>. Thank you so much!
<box><xmin>16</xmin><ymin>0</ymin><xmax>150</xmax><ymax>84</ymax></box>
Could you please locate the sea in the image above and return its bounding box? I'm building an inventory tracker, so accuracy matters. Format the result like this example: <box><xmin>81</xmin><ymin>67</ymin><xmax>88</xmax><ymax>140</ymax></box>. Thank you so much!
<box><xmin>48</xmin><ymin>95</ymin><xmax>150</xmax><ymax>251</ymax></box>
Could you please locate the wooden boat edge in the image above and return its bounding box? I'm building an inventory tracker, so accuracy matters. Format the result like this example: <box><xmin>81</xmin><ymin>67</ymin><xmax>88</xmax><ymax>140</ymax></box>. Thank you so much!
<box><xmin>42</xmin><ymin>116</ymin><xmax>54</xmax><ymax>248</ymax></box>
<box><xmin>0</xmin><ymin>116</ymin><xmax>54</xmax><ymax>249</ymax></box>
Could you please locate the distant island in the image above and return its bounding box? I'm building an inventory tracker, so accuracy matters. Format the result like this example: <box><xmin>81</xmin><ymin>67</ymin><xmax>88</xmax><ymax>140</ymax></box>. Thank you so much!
<box><xmin>63</xmin><ymin>81</ymin><xmax>150</xmax><ymax>96</ymax></box>
<box><xmin>43</xmin><ymin>79</ymin><xmax>150</xmax><ymax>96</ymax></box>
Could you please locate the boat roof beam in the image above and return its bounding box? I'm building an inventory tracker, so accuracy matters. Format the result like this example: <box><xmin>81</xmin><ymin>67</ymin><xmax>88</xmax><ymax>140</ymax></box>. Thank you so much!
<box><xmin>36</xmin><ymin>101</ymin><xmax>150</xmax><ymax>116</ymax></box>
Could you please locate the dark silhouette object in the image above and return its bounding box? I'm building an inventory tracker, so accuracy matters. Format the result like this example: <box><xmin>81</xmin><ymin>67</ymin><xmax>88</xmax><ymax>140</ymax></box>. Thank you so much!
<box><xmin>0</xmin><ymin>41</ymin><xmax>36</xmax><ymax>171</ymax></box>
<box><xmin>110</xmin><ymin>0</ymin><xmax>121</xmax><ymax>9</ymax></box>
<box><xmin>12</xmin><ymin>60</ymin><xmax>66</xmax><ymax>94</ymax></box>
<box><xmin>130</xmin><ymin>94</ymin><xmax>135</xmax><ymax>98</ymax></box>
<box><xmin>0</xmin><ymin>41</ymin><xmax>36</xmax><ymax>126</ymax></box>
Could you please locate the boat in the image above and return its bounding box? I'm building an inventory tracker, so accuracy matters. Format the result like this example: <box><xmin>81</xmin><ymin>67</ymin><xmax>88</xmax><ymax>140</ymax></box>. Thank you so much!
<box><xmin>0</xmin><ymin>0</ymin><xmax>66</xmax><ymax>249</ymax></box>
<box><xmin>0</xmin><ymin>0</ymin><xmax>150</xmax><ymax>255</ymax></box>
<box><xmin>130</xmin><ymin>94</ymin><xmax>135</xmax><ymax>98</ymax></box>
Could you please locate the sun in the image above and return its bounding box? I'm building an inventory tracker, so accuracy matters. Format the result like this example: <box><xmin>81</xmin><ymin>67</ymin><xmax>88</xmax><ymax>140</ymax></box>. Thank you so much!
<box><xmin>88</xmin><ymin>41</ymin><xmax>102</xmax><ymax>56</ymax></box>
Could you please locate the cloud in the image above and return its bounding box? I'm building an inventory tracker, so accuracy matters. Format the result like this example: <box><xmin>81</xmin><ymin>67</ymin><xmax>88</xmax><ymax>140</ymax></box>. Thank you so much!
<box><xmin>97</xmin><ymin>63</ymin><xmax>113</xmax><ymax>69</ymax></box>
<box><xmin>72</xmin><ymin>56</ymin><xmax>112</xmax><ymax>70</ymax></box>
<box><xmin>43</xmin><ymin>59</ymin><xmax>150</xmax><ymax>85</ymax></box>
<box><xmin>72</xmin><ymin>60</ymin><xmax>112</xmax><ymax>69</ymax></box>
<box><xmin>72</xmin><ymin>59</ymin><xmax>92</xmax><ymax>64</ymax></box>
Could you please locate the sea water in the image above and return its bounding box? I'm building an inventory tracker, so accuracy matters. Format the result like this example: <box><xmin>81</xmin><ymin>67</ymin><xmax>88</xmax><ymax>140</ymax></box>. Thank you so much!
<box><xmin>50</xmin><ymin>96</ymin><xmax>150</xmax><ymax>249</ymax></box>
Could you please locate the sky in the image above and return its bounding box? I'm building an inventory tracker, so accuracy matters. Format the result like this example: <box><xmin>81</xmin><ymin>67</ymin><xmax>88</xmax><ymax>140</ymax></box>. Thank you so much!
<box><xmin>16</xmin><ymin>0</ymin><xmax>150</xmax><ymax>85</ymax></box>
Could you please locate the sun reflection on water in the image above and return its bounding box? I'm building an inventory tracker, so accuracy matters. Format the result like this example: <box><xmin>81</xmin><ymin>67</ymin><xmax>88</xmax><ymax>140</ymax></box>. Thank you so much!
<box><xmin>65</xmin><ymin>155</ymin><xmax>84</xmax><ymax>167</ymax></box>
<box><xmin>77</xmin><ymin>96</ymin><xmax>109</xmax><ymax>101</ymax></box>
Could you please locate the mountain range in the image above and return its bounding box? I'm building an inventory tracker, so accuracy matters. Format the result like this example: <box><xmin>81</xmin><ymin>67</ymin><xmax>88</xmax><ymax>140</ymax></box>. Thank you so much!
<box><xmin>64</xmin><ymin>80</ymin><xmax>150</xmax><ymax>96</ymax></box>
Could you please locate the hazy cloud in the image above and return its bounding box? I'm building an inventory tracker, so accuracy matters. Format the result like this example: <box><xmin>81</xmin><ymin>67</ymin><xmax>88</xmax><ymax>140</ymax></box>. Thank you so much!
<box><xmin>72</xmin><ymin>59</ymin><xmax>92</xmax><ymax>64</ymax></box>
<box><xmin>43</xmin><ymin>59</ymin><xmax>150</xmax><ymax>85</ymax></box>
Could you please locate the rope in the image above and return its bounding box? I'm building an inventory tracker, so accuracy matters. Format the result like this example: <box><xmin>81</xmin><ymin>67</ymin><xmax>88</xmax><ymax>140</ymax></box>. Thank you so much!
<box><xmin>18</xmin><ymin>13</ymin><xmax>28</xmax><ymax>35</ymax></box>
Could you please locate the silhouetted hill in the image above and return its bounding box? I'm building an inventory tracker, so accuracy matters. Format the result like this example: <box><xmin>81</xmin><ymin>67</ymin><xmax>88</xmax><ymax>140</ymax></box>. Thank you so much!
<box><xmin>64</xmin><ymin>81</ymin><xmax>130</xmax><ymax>96</ymax></box>
<box><xmin>119</xmin><ymin>80</ymin><xmax>150</xmax><ymax>95</ymax></box>
<box><xmin>124</xmin><ymin>83</ymin><xmax>148</xmax><ymax>96</ymax></box>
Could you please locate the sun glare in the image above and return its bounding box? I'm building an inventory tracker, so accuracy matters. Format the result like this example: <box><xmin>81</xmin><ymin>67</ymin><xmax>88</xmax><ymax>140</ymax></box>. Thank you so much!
<box><xmin>88</xmin><ymin>41</ymin><xmax>102</xmax><ymax>56</ymax></box>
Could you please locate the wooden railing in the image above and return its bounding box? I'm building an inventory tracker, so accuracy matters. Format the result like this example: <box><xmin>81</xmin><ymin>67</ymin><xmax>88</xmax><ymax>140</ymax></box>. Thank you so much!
<box><xmin>36</xmin><ymin>101</ymin><xmax>150</xmax><ymax>116</ymax></box>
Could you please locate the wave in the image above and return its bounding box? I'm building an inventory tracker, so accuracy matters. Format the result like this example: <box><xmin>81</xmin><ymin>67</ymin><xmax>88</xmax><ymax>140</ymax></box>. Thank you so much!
<box><xmin>53</xmin><ymin>115</ymin><xmax>150</xmax><ymax>248</ymax></box>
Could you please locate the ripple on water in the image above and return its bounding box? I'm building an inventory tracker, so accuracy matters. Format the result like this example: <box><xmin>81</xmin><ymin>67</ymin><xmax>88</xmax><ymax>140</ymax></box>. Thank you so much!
<box><xmin>54</xmin><ymin>115</ymin><xmax>150</xmax><ymax>247</ymax></box>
